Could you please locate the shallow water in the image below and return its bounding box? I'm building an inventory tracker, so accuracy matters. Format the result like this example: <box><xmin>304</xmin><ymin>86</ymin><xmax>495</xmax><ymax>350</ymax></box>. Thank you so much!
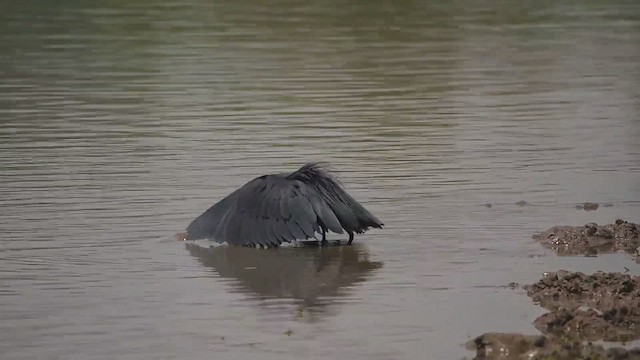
<box><xmin>1</xmin><ymin>1</ymin><xmax>640</xmax><ymax>359</ymax></box>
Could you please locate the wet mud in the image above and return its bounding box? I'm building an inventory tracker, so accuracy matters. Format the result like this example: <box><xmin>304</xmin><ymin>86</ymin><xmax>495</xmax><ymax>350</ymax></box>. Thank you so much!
<box><xmin>468</xmin><ymin>332</ymin><xmax>640</xmax><ymax>360</ymax></box>
<box><xmin>532</xmin><ymin>219</ymin><xmax>640</xmax><ymax>257</ymax></box>
<box><xmin>525</xmin><ymin>270</ymin><xmax>640</xmax><ymax>342</ymax></box>
<box><xmin>468</xmin><ymin>270</ymin><xmax>640</xmax><ymax>359</ymax></box>
<box><xmin>468</xmin><ymin>220</ymin><xmax>640</xmax><ymax>359</ymax></box>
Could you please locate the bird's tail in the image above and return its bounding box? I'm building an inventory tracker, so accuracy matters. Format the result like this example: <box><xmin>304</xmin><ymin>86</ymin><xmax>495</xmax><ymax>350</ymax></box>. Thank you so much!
<box><xmin>287</xmin><ymin>163</ymin><xmax>384</xmax><ymax>234</ymax></box>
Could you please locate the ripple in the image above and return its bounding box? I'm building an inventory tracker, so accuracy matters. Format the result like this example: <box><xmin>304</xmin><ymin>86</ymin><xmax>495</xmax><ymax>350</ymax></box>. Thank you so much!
<box><xmin>1</xmin><ymin>1</ymin><xmax>640</xmax><ymax>359</ymax></box>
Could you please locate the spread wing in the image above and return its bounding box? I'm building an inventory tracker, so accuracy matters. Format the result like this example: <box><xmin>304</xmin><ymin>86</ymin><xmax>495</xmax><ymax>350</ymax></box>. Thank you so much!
<box><xmin>185</xmin><ymin>174</ymin><xmax>343</xmax><ymax>246</ymax></box>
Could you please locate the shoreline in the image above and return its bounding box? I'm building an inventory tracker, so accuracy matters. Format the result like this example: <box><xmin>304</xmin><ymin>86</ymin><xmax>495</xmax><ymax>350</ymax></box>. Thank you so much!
<box><xmin>467</xmin><ymin>219</ymin><xmax>640</xmax><ymax>359</ymax></box>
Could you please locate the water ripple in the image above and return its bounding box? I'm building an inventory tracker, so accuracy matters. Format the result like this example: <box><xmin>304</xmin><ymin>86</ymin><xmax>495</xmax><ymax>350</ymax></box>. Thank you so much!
<box><xmin>1</xmin><ymin>1</ymin><xmax>640</xmax><ymax>359</ymax></box>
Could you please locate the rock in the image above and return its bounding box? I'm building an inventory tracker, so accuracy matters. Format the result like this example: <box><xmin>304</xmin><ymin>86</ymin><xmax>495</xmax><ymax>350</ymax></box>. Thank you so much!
<box><xmin>582</xmin><ymin>202</ymin><xmax>599</xmax><ymax>211</ymax></box>
<box><xmin>515</xmin><ymin>200</ymin><xmax>527</xmax><ymax>206</ymax></box>
<box><xmin>532</xmin><ymin>219</ymin><xmax>640</xmax><ymax>256</ymax></box>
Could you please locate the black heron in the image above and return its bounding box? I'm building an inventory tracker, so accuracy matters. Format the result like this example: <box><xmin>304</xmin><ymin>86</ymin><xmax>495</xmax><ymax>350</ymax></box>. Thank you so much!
<box><xmin>181</xmin><ymin>163</ymin><xmax>383</xmax><ymax>247</ymax></box>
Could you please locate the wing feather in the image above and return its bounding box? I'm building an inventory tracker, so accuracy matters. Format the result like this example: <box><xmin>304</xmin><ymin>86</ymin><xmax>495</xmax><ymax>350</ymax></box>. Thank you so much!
<box><xmin>276</xmin><ymin>187</ymin><xmax>297</xmax><ymax>243</ymax></box>
<box><xmin>286</xmin><ymin>187</ymin><xmax>316</xmax><ymax>239</ymax></box>
<box><xmin>240</xmin><ymin>178</ymin><xmax>281</xmax><ymax>247</ymax></box>
<box><xmin>308</xmin><ymin>193</ymin><xmax>344</xmax><ymax>234</ymax></box>
<box><xmin>263</xmin><ymin>195</ymin><xmax>283</xmax><ymax>246</ymax></box>
<box><xmin>248</xmin><ymin>200</ymin><xmax>265</xmax><ymax>247</ymax></box>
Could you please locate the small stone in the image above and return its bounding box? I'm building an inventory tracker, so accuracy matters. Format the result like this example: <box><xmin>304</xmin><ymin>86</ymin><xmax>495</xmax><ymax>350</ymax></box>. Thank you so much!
<box><xmin>583</xmin><ymin>202</ymin><xmax>599</xmax><ymax>211</ymax></box>
<box><xmin>583</xmin><ymin>224</ymin><xmax>597</xmax><ymax>237</ymax></box>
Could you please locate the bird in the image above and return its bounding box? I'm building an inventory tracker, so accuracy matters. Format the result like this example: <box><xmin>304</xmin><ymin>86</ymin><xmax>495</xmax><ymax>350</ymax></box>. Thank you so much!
<box><xmin>181</xmin><ymin>162</ymin><xmax>383</xmax><ymax>247</ymax></box>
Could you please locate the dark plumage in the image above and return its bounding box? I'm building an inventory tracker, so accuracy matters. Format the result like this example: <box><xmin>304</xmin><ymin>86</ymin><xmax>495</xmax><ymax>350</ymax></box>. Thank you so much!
<box><xmin>184</xmin><ymin>163</ymin><xmax>383</xmax><ymax>247</ymax></box>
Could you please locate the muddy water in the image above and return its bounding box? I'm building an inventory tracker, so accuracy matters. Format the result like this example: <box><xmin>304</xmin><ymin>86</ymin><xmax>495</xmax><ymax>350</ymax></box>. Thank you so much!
<box><xmin>1</xmin><ymin>1</ymin><xmax>640</xmax><ymax>359</ymax></box>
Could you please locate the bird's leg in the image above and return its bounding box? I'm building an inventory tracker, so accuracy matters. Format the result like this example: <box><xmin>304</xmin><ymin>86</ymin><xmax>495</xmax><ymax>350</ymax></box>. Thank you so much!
<box><xmin>347</xmin><ymin>231</ymin><xmax>354</xmax><ymax>245</ymax></box>
<box><xmin>321</xmin><ymin>228</ymin><xmax>328</xmax><ymax>246</ymax></box>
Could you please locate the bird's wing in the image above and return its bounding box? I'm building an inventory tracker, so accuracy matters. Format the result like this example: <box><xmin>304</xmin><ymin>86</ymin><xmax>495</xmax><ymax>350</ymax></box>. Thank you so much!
<box><xmin>286</xmin><ymin>162</ymin><xmax>384</xmax><ymax>234</ymax></box>
<box><xmin>186</xmin><ymin>175</ymin><xmax>343</xmax><ymax>246</ymax></box>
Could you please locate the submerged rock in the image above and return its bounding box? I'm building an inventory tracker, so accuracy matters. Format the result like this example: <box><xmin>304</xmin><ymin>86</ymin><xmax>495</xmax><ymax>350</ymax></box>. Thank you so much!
<box><xmin>532</xmin><ymin>219</ymin><xmax>640</xmax><ymax>256</ymax></box>
<box><xmin>574</xmin><ymin>202</ymin><xmax>600</xmax><ymax>211</ymax></box>
<box><xmin>583</xmin><ymin>202</ymin><xmax>600</xmax><ymax>211</ymax></box>
<box><xmin>572</xmin><ymin>202</ymin><xmax>600</xmax><ymax>211</ymax></box>
<box><xmin>467</xmin><ymin>332</ymin><xmax>640</xmax><ymax>360</ymax></box>
<box><xmin>524</xmin><ymin>270</ymin><xmax>640</xmax><ymax>342</ymax></box>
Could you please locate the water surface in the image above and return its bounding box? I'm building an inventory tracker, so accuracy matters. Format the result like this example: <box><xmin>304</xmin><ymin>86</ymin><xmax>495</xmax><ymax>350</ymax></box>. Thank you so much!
<box><xmin>1</xmin><ymin>1</ymin><xmax>640</xmax><ymax>359</ymax></box>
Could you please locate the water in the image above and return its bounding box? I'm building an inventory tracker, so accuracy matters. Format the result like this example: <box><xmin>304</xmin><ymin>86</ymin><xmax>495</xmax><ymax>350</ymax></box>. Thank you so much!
<box><xmin>1</xmin><ymin>1</ymin><xmax>640</xmax><ymax>359</ymax></box>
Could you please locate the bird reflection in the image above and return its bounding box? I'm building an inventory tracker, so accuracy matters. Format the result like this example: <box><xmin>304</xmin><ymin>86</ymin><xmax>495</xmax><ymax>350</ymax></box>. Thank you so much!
<box><xmin>185</xmin><ymin>242</ymin><xmax>383</xmax><ymax>321</ymax></box>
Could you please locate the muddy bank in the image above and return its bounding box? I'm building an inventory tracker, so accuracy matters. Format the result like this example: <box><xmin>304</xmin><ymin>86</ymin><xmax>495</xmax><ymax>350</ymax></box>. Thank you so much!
<box><xmin>532</xmin><ymin>219</ymin><xmax>640</xmax><ymax>257</ymax></box>
<box><xmin>468</xmin><ymin>332</ymin><xmax>640</xmax><ymax>360</ymax></box>
<box><xmin>468</xmin><ymin>221</ymin><xmax>640</xmax><ymax>358</ymax></box>
<box><xmin>468</xmin><ymin>269</ymin><xmax>640</xmax><ymax>359</ymax></box>
<box><xmin>525</xmin><ymin>270</ymin><xmax>640</xmax><ymax>342</ymax></box>
<box><xmin>466</xmin><ymin>270</ymin><xmax>640</xmax><ymax>360</ymax></box>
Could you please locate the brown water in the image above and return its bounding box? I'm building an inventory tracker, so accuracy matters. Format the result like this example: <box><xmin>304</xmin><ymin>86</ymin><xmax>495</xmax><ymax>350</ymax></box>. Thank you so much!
<box><xmin>1</xmin><ymin>1</ymin><xmax>640</xmax><ymax>359</ymax></box>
